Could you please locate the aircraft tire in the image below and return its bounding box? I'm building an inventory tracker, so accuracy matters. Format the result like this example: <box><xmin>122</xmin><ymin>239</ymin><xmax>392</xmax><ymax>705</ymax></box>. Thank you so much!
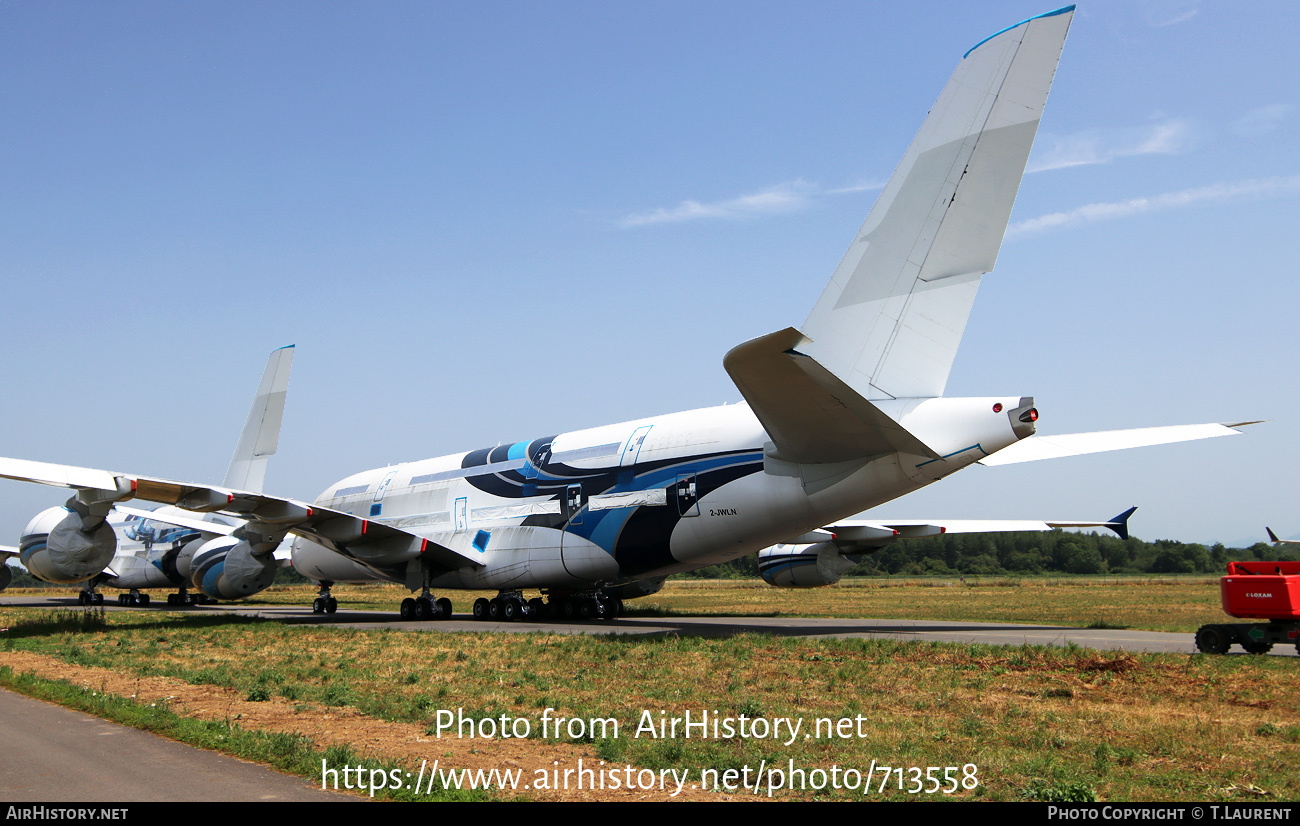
<box><xmin>473</xmin><ymin>598</ymin><xmax>490</xmax><ymax>620</ymax></box>
<box><xmin>503</xmin><ymin>599</ymin><xmax>519</xmax><ymax>621</ymax></box>
<box><xmin>399</xmin><ymin>598</ymin><xmax>415</xmax><ymax>619</ymax></box>
<box><xmin>436</xmin><ymin>597</ymin><xmax>452</xmax><ymax>619</ymax></box>
<box><xmin>325</xmin><ymin>597</ymin><xmax>338</xmax><ymax>614</ymax></box>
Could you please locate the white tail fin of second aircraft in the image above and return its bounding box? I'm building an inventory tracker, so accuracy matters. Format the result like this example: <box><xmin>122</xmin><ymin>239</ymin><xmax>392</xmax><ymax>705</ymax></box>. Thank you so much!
<box><xmin>800</xmin><ymin>7</ymin><xmax>1074</xmax><ymax>402</ymax></box>
<box><xmin>223</xmin><ymin>345</ymin><xmax>295</xmax><ymax>493</ymax></box>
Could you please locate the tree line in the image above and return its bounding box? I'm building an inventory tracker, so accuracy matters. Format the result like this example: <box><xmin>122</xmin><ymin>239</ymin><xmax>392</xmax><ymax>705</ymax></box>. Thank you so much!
<box><xmin>677</xmin><ymin>530</ymin><xmax>1295</xmax><ymax>579</ymax></box>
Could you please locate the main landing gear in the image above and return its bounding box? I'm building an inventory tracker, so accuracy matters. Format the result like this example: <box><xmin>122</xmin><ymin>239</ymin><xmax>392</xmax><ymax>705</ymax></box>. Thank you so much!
<box><xmin>399</xmin><ymin>590</ymin><xmax>452</xmax><ymax>621</ymax></box>
<box><xmin>166</xmin><ymin>589</ymin><xmax>211</xmax><ymax>606</ymax></box>
<box><xmin>472</xmin><ymin>590</ymin><xmax>623</xmax><ymax>622</ymax></box>
<box><xmin>117</xmin><ymin>590</ymin><xmax>150</xmax><ymax>606</ymax></box>
<box><xmin>77</xmin><ymin>588</ymin><xmax>104</xmax><ymax>606</ymax></box>
<box><xmin>312</xmin><ymin>581</ymin><xmax>338</xmax><ymax>614</ymax></box>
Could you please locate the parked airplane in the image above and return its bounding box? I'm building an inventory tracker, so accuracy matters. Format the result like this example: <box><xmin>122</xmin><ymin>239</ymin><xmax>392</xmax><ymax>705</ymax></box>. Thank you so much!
<box><xmin>0</xmin><ymin>347</ymin><xmax>294</xmax><ymax>606</ymax></box>
<box><xmin>0</xmin><ymin>7</ymin><xmax>1250</xmax><ymax>623</ymax></box>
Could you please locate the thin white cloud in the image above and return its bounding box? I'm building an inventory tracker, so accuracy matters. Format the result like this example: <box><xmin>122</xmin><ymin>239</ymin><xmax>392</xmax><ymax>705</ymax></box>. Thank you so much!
<box><xmin>1155</xmin><ymin>8</ymin><xmax>1198</xmax><ymax>27</ymax></box>
<box><xmin>1232</xmin><ymin>104</ymin><xmax>1295</xmax><ymax>138</ymax></box>
<box><xmin>620</xmin><ymin>180</ymin><xmax>815</xmax><ymax>227</ymax></box>
<box><xmin>826</xmin><ymin>179</ymin><xmax>887</xmax><ymax>195</ymax></box>
<box><xmin>1027</xmin><ymin>118</ymin><xmax>1193</xmax><ymax>173</ymax></box>
<box><xmin>1006</xmin><ymin>175</ymin><xmax>1300</xmax><ymax>238</ymax></box>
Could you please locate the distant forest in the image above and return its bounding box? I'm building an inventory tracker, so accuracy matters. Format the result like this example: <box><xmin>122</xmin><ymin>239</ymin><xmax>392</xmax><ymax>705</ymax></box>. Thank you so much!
<box><xmin>679</xmin><ymin>530</ymin><xmax>1297</xmax><ymax>579</ymax></box>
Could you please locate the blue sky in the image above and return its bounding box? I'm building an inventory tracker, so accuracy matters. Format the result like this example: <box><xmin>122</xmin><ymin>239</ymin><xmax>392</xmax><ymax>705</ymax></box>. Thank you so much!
<box><xmin>2</xmin><ymin>1</ymin><xmax>1297</xmax><ymax>550</ymax></box>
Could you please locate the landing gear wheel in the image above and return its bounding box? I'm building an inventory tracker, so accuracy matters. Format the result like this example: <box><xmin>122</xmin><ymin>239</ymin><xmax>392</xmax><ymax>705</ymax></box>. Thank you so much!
<box><xmin>436</xmin><ymin>598</ymin><xmax>452</xmax><ymax>619</ymax></box>
<box><xmin>603</xmin><ymin>597</ymin><xmax>622</xmax><ymax>621</ymax></box>
<box><xmin>503</xmin><ymin>599</ymin><xmax>519</xmax><ymax>621</ymax></box>
<box><xmin>562</xmin><ymin>600</ymin><xmax>576</xmax><ymax>620</ymax></box>
<box><xmin>325</xmin><ymin>597</ymin><xmax>338</xmax><ymax>614</ymax></box>
<box><xmin>473</xmin><ymin>598</ymin><xmax>490</xmax><ymax>620</ymax></box>
<box><xmin>1195</xmin><ymin>625</ymin><xmax>1230</xmax><ymax>655</ymax></box>
<box><xmin>579</xmin><ymin>600</ymin><xmax>594</xmax><ymax>620</ymax></box>
<box><xmin>118</xmin><ymin>594</ymin><xmax>128</xmax><ymax>606</ymax></box>
<box><xmin>414</xmin><ymin>597</ymin><xmax>431</xmax><ymax>620</ymax></box>
<box><xmin>138</xmin><ymin>593</ymin><xmax>149</xmax><ymax>607</ymax></box>
<box><xmin>400</xmin><ymin>598</ymin><xmax>416</xmax><ymax>620</ymax></box>
<box><xmin>489</xmin><ymin>599</ymin><xmax>503</xmax><ymax>620</ymax></box>
<box><xmin>314</xmin><ymin>597</ymin><xmax>325</xmax><ymax>614</ymax></box>
<box><xmin>529</xmin><ymin>598</ymin><xmax>547</xmax><ymax>620</ymax></box>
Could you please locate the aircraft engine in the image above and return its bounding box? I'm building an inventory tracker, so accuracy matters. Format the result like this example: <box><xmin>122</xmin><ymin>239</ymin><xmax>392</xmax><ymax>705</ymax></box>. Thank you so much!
<box><xmin>188</xmin><ymin>536</ymin><xmax>276</xmax><ymax>600</ymax></box>
<box><xmin>757</xmin><ymin>542</ymin><xmax>857</xmax><ymax>588</ymax></box>
<box><xmin>604</xmin><ymin>577</ymin><xmax>666</xmax><ymax>600</ymax></box>
<box><xmin>19</xmin><ymin>505</ymin><xmax>117</xmax><ymax>584</ymax></box>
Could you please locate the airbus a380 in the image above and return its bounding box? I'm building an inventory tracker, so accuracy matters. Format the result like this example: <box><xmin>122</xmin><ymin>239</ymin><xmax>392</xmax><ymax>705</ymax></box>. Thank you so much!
<box><xmin>0</xmin><ymin>7</ymin><xmax>1251</xmax><ymax>621</ymax></box>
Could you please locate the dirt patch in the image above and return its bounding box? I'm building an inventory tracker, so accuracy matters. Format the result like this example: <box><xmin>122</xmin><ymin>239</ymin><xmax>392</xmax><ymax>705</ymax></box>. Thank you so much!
<box><xmin>2</xmin><ymin>651</ymin><xmax>731</xmax><ymax>802</ymax></box>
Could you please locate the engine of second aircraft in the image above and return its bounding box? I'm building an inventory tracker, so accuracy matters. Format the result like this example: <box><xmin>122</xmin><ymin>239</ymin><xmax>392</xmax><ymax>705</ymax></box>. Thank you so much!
<box><xmin>19</xmin><ymin>505</ymin><xmax>117</xmax><ymax>585</ymax></box>
<box><xmin>184</xmin><ymin>536</ymin><xmax>276</xmax><ymax>600</ymax></box>
<box><xmin>757</xmin><ymin>542</ymin><xmax>857</xmax><ymax>588</ymax></box>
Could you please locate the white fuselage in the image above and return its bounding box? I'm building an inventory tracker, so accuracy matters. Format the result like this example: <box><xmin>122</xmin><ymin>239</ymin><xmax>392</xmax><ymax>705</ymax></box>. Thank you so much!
<box><xmin>291</xmin><ymin>396</ymin><xmax>1027</xmax><ymax>592</ymax></box>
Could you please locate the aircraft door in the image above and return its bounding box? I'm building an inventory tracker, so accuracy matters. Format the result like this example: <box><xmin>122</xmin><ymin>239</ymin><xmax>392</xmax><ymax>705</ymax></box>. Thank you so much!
<box><xmin>454</xmin><ymin>497</ymin><xmax>468</xmax><ymax>533</ymax></box>
<box><xmin>619</xmin><ymin>426</ymin><xmax>652</xmax><ymax>467</ymax></box>
<box><xmin>371</xmin><ymin>470</ymin><xmax>397</xmax><ymax>516</ymax></box>
<box><xmin>675</xmin><ymin>473</ymin><xmax>699</xmax><ymax>517</ymax></box>
<box><xmin>564</xmin><ymin>484</ymin><xmax>585</xmax><ymax>525</ymax></box>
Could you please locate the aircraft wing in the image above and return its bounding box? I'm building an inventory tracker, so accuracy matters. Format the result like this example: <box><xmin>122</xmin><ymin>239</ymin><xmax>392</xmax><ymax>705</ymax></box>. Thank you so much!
<box><xmin>0</xmin><ymin>456</ymin><xmax>484</xmax><ymax>573</ymax></box>
<box><xmin>113</xmin><ymin>505</ymin><xmax>239</xmax><ymax>536</ymax></box>
<box><xmin>1267</xmin><ymin>528</ymin><xmax>1300</xmax><ymax>546</ymax></box>
<box><xmin>977</xmin><ymin>422</ymin><xmax>1255</xmax><ymax>466</ymax></box>
<box><xmin>0</xmin><ymin>544</ymin><xmax>18</xmax><ymax>560</ymax></box>
<box><xmin>799</xmin><ymin>507</ymin><xmax>1135</xmax><ymax>551</ymax></box>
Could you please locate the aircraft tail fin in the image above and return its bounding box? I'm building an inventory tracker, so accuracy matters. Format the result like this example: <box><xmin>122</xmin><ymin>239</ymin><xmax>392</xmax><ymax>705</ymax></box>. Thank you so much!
<box><xmin>800</xmin><ymin>7</ymin><xmax>1074</xmax><ymax>401</ymax></box>
<box><xmin>223</xmin><ymin>345</ymin><xmax>295</xmax><ymax>493</ymax></box>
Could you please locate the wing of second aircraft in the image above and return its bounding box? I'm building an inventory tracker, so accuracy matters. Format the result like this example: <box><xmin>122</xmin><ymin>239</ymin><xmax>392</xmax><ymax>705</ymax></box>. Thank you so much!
<box><xmin>0</xmin><ymin>457</ymin><xmax>484</xmax><ymax>575</ymax></box>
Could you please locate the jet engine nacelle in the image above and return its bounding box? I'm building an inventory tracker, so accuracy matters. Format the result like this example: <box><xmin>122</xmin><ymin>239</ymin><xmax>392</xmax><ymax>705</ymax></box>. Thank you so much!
<box><xmin>757</xmin><ymin>542</ymin><xmax>857</xmax><ymax>588</ymax></box>
<box><xmin>604</xmin><ymin>577</ymin><xmax>666</xmax><ymax>600</ymax></box>
<box><xmin>19</xmin><ymin>505</ymin><xmax>117</xmax><ymax>585</ymax></box>
<box><xmin>188</xmin><ymin>536</ymin><xmax>276</xmax><ymax>600</ymax></box>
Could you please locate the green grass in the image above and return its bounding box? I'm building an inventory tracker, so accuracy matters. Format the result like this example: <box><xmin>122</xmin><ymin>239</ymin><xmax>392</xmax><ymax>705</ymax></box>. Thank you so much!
<box><xmin>2</xmin><ymin>599</ymin><xmax>1299</xmax><ymax>801</ymax></box>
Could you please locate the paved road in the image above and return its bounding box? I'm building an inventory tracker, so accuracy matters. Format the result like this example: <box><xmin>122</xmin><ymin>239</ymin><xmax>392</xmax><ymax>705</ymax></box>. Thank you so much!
<box><xmin>0</xmin><ymin>688</ymin><xmax>358</xmax><ymax>802</ymax></box>
<box><xmin>4</xmin><ymin>593</ymin><xmax>1291</xmax><ymax>655</ymax></box>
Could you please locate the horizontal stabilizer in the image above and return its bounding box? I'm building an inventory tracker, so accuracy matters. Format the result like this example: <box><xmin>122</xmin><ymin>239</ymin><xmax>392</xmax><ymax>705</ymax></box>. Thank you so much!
<box><xmin>977</xmin><ymin>422</ymin><xmax>1250</xmax><ymax>466</ymax></box>
<box><xmin>724</xmin><ymin>327</ymin><xmax>940</xmax><ymax>464</ymax></box>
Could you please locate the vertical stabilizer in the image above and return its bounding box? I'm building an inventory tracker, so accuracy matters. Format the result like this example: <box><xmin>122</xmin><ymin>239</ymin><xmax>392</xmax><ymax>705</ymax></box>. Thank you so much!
<box><xmin>223</xmin><ymin>345</ymin><xmax>294</xmax><ymax>493</ymax></box>
<box><xmin>801</xmin><ymin>7</ymin><xmax>1073</xmax><ymax>401</ymax></box>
